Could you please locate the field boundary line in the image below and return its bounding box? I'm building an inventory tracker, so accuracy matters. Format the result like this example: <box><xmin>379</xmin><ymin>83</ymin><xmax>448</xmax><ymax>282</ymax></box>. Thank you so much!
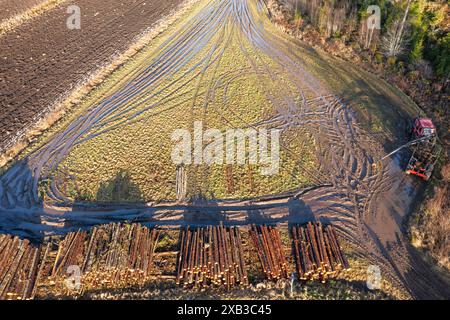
<box><xmin>0</xmin><ymin>0</ymin><xmax>68</xmax><ymax>36</ymax></box>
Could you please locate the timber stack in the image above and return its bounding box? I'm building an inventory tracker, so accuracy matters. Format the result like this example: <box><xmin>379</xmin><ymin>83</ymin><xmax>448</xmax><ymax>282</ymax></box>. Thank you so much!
<box><xmin>291</xmin><ymin>222</ymin><xmax>350</xmax><ymax>282</ymax></box>
<box><xmin>176</xmin><ymin>224</ymin><xmax>248</xmax><ymax>289</ymax></box>
<box><xmin>51</xmin><ymin>223</ymin><xmax>160</xmax><ymax>281</ymax></box>
<box><xmin>249</xmin><ymin>224</ymin><xmax>288</xmax><ymax>280</ymax></box>
<box><xmin>0</xmin><ymin>235</ymin><xmax>42</xmax><ymax>299</ymax></box>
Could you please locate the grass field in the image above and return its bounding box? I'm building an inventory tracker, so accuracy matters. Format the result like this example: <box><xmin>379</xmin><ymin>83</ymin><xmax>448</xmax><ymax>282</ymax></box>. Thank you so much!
<box><xmin>33</xmin><ymin>2</ymin><xmax>319</xmax><ymax>203</ymax></box>
<box><xmin>12</xmin><ymin>0</ymin><xmax>420</xmax><ymax>205</ymax></box>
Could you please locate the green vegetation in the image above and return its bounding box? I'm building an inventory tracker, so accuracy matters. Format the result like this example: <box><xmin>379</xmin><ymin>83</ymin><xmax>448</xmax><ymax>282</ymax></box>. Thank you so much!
<box><xmin>287</xmin><ymin>0</ymin><xmax>449</xmax><ymax>77</ymax></box>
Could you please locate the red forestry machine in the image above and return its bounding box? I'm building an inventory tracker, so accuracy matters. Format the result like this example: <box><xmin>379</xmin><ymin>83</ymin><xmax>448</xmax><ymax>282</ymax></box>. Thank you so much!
<box><xmin>379</xmin><ymin>117</ymin><xmax>441</xmax><ymax>181</ymax></box>
<box><xmin>405</xmin><ymin>118</ymin><xmax>440</xmax><ymax>181</ymax></box>
<box><xmin>410</xmin><ymin>118</ymin><xmax>436</xmax><ymax>140</ymax></box>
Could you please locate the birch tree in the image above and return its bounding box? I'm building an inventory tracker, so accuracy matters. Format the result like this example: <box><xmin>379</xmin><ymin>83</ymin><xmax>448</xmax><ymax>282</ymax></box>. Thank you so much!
<box><xmin>381</xmin><ymin>0</ymin><xmax>412</xmax><ymax>57</ymax></box>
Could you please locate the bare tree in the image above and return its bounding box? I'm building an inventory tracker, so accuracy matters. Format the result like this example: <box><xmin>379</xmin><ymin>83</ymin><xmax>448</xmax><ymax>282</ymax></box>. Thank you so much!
<box><xmin>381</xmin><ymin>0</ymin><xmax>412</xmax><ymax>57</ymax></box>
<box><xmin>382</xmin><ymin>20</ymin><xmax>409</xmax><ymax>57</ymax></box>
<box><xmin>382</xmin><ymin>20</ymin><xmax>405</xmax><ymax>57</ymax></box>
<box><xmin>397</xmin><ymin>0</ymin><xmax>413</xmax><ymax>46</ymax></box>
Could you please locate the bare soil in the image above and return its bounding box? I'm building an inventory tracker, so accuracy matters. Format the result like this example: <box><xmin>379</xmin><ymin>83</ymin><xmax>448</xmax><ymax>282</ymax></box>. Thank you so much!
<box><xmin>0</xmin><ymin>0</ymin><xmax>46</xmax><ymax>21</ymax></box>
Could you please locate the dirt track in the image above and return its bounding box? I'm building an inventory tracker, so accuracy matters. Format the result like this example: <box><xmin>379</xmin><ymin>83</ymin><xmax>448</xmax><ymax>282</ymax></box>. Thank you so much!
<box><xmin>0</xmin><ymin>0</ymin><xmax>183</xmax><ymax>154</ymax></box>
<box><xmin>0</xmin><ymin>0</ymin><xmax>449</xmax><ymax>299</ymax></box>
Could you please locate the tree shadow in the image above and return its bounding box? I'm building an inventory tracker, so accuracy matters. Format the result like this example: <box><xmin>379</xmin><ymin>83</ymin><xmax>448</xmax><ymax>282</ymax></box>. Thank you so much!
<box><xmin>0</xmin><ymin>159</ymin><xmax>44</xmax><ymax>240</ymax></box>
<box><xmin>286</xmin><ymin>197</ymin><xmax>315</xmax><ymax>224</ymax></box>
<box><xmin>183</xmin><ymin>193</ymin><xmax>225</xmax><ymax>225</ymax></box>
<box><xmin>95</xmin><ymin>169</ymin><xmax>144</xmax><ymax>204</ymax></box>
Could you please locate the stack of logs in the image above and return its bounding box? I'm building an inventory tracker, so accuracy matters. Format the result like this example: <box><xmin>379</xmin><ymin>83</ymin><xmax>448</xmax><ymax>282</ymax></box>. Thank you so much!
<box><xmin>0</xmin><ymin>223</ymin><xmax>160</xmax><ymax>299</ymax></box>
<box><xmin>52</xmin><ymin>223</ymin><xmax>160</xmax><ymax>279</ymax></box>
<box><xmin>292</xmin><ymin>222</ymin><xmax>350</xmax><ymax>282</ymax></box>
<box><xmin>0</xmin><ymin>235</ymin><xmax>42</xmax><ymax>299</ymax></box>
<box><xmin>0</xmin><ymin>221</ymin><xmax>352</xmax><ymax>298</ymax></box>
<box><xmin>249</xmin><ymin>225</ymin><xmax>288</xmax><ymax>280</ymax></box>
<box><xmin>52</xmin><ymin>230</ymin><xmax>87</xmax><ymax>277</ymax></box>
<box><xmin>176</xmin><ymin>224</ymin><xmax>248</xmax><ymax>289</ymax></box>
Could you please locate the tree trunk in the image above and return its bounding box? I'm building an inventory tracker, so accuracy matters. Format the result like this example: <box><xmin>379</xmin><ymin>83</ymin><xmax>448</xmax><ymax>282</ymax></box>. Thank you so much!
<box><xmin>396</xmin><ymin>0</ymin><xmax>412</xmax><ymax>49</ymax></box>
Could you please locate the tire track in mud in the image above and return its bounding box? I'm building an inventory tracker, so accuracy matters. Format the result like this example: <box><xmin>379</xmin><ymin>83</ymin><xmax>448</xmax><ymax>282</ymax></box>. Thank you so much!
<box><xmin>0</xmin><ymin>0</ymin><xmax>448</xmax><ymax>299</ymax></box>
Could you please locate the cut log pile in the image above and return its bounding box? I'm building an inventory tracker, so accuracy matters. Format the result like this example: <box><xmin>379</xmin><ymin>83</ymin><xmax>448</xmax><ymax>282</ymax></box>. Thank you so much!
<box><xmin>0</xmin><ymin>221</ymin><xmax>353</xmax><ymax>298</ymax></box>
<box><xmin>176</xmin><ymin>224</ymin><xmax>248</xmax><ymax>289</ymax></box>
<box><xmin>0</xmin><ymin>223</ymin><xmax>161</xmax><ymax>299</ymax></box>
<box><xmin>52</xmin><ymin>230</ymin><xmax>87</xmax><ymax>277</ymax></box>
<box><xmin>52</xmin><ymin>223</ymin><xmax>160</xmax><ymax>279</ymax></box>
<box><xmin>291</xmin><ymin>222</ymin><xmax>350</xmax><ymax>282</ymax></box>
<box><xmin>249</xmin><ymin>225</ymin><xmax>288</xmax><ymax>280</ymax></box>
<box><xmin>0</xmin><ymin>234</ymin><xmax>41</xmax><ymax>300</ymax></box>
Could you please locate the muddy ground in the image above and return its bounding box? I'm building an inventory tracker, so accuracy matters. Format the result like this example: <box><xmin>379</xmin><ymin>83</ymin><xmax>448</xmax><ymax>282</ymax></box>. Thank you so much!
<box><xmin>0</xmin><ymin>0</ymin><xmax>183</xmax><ymax>154</ymax></box>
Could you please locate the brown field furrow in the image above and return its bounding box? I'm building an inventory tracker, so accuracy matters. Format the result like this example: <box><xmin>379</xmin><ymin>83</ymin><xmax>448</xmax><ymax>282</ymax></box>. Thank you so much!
<box><xmin>0</xmin><ymin>0</ymin><xmax>184</xmax><ymax>154</ymax></box>
<box><xmin>0</xmin><ymin>0</ymin><xmax>67</xmax><ymax>37</ymax></box>
<box><xmin>0</xmin><ymin>0</ymin><xmax>47</xmax><ymax>22</ymax></box>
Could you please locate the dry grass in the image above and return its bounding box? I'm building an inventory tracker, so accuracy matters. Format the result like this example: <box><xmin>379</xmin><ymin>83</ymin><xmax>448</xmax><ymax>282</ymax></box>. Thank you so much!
<box><xmin>410</xmin><ymin>163</ymin><xmax>450</xmax><ymax>270</ymax></box>
<box><xmin>267</xmin><ymin>0</ymin><xmax>422</xmax><ymax>145</ymax></box>
<box><xmin>34</xmin><ymin>225</ymin><xmax>402</xmax><ymax>300</ymax></box>
<box><xmin>36</xmin><ymin>11</ymin><xmax>317</xmax><ymax>203</ymax></box>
